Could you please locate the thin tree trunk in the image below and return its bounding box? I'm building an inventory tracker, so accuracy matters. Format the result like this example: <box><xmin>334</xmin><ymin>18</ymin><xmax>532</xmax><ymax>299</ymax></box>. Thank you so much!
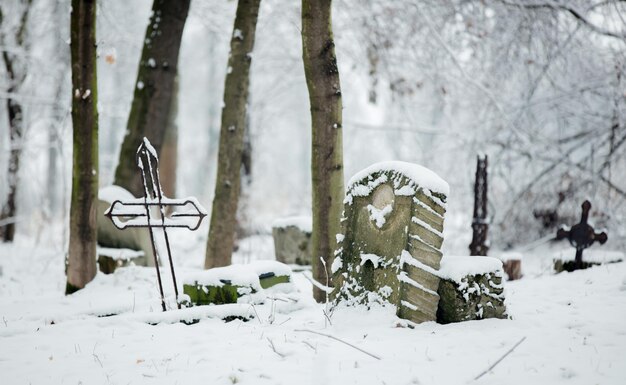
<box><xmin>47</xmin><ymin>0</ymin><xmax>70</xmax><ymax>217</ymax></box>
<box><xmin>66</xmin><ymin>0</ymin><xmax>98</xmax><ymax>294</ymax></box>
<box><xmin>204</xmin><ymin>0</ymin><xmax>261</xmax><ymax>269</ymax></box>
<box><xmin>302</xmin><ymin>0</ymin><xmax>344</xmax><ymax>302</ymax></box>
<box><xmin>0</xmin><ymin>1</ymin><xmax>31</xmax><ymax>242</ymax></box>
<box><xmin>113</xmin><ymin>0</ymin><xmax>190</xmax><ymax>197</ymax></box>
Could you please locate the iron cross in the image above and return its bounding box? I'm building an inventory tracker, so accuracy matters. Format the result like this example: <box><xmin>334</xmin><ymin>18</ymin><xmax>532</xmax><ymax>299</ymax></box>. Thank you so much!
<box><xmin>105</xmin><ymin>138</ymin><xmax>207</xmax><ymax>311</ymax></box>
<box><xmin>556</xmin><ymin>200</ymin><xmax>608</xmax><ymax>270</ymax></box>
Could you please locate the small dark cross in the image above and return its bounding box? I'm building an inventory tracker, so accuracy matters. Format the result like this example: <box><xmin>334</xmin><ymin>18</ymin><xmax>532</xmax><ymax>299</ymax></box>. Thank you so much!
<box><xmin>469</xmin><ymin>154</ymin><xmax>489</xmax><ymax>256</ymax></box>
<box><xmin>105</xmin><ymin>138</ymin><xmax>207</xmax><ymax>311</ymax></box>
<box><xmin>556</xmin><ymin>200</ymin><xmax>608</xmax><ymax>270</ymax></box>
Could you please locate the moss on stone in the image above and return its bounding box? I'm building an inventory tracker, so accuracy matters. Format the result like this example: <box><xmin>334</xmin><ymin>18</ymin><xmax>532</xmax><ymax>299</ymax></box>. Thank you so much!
<box><xmin>436</xmin><ymin>273</ymin><xmax>507</xmax><ymax>324</ymax></box>
<box><xmin>259</xmin><ymin>274</ymin><xmax>290</xmax><ymax>289</ymax></box>
<box><xmin>183</xmin><ymin>283</ymin><xmax>243</xmax><ymax>305</ymax></box>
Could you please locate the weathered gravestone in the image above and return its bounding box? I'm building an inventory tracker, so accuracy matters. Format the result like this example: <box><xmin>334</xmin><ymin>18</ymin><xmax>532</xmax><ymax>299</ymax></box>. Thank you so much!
<box><xmin>96</xmin><ymin>247</ymin><xmax>145</xmax><ymax>274</ymax></box>
<box><xmin>436</xmin><ymin>255</ymin><xmax>507</xmax><ymax>323</ymax></box>
<box><xmin>183</xmin><ymin>261</ymin><xmax>293</xmax><ymax>306</ymax></box>
<box><xmin>272</xmin><ymin>216</ymin><xmax>312</xmax><ymax>265</ymax></box>
<box><xmin>98</xmin><ymin>185</ymin><xmax>154</xmax><ymax>269</ymax></box>
<box><xmin>332</xmin><ymin>161</ymin><xmax>449</xmax><ymax>324</ymax></box>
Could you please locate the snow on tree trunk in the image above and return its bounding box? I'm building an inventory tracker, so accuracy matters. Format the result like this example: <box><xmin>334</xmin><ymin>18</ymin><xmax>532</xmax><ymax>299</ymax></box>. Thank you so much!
<box><xmin>204</xmin><ymin>0</ymin><xmax>261</xmax><ymax>269</ymax></box>
<box><xmin>66</xmin><ymin>0</ymin><xmax>98</xmax><ymax>294</ymax></box>
<box><xmin>113</xmin><ymin>0</ymin><xmax>190</xmax><ymax>198</ymax></box>
<box><xmin>302</xmin><ymin>0</ymin><xmax>345</xmax><ymax>302</ymax></box>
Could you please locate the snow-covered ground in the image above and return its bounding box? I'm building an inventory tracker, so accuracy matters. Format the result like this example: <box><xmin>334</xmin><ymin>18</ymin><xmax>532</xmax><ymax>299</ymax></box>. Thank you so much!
<box><xmin>1</xmin><ymin>233</ymin><xmax>625</xmax><ymax>385</ymax></box>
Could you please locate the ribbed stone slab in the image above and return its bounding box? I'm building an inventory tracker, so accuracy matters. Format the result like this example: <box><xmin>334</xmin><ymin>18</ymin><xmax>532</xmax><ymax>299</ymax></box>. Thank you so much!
<box><xmin>332</xmin><ymin>162</ymin><xmax>448</xmax><ymax>324</ymax></box>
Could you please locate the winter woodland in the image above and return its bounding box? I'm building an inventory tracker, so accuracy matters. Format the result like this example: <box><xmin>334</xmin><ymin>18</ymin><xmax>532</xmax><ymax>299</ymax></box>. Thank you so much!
<box><xmin>1</xmin><ymin>0</ymin><xmax>625</xmax><ymax>384</ymax></box>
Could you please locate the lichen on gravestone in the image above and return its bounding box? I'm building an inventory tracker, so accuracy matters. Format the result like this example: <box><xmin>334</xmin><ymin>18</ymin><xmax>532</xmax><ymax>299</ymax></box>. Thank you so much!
<box><xmin>332</xmin><ymin>161</ymin><xmax>449</xmax><ymax>324</ymax></box>
<box><xmin>183</xmin><ymin>261</ymin><xmax>293</xmax><ymax>306</ymax></box>
<box><xmin>436</xmin><ymin>255</ymin><xmax>507</xmax><ymax>324</ymax></box>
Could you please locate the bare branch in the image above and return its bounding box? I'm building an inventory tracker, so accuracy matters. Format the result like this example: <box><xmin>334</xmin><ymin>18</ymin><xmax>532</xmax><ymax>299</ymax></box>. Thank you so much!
<box><xmin>497</xmin><ymin>0</ymin><xmax>626</xmax><ymax>40</ymax></box>
<box><xmin>294</xmin><ymin>329</ymin><xmax>381</xmax><ymax>360</ymax></box>
<box><xmin>474</xmin><ymin>336</ymin><xmax>527</xmax><ymax>380</ymax></box>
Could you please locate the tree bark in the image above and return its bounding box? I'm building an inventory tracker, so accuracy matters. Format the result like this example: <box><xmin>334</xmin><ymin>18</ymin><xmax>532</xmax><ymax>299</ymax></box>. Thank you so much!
<box><xmin>302</xmin><ymin>0</ymin><xmax>344</xmax><ymax>302</ymax></box>
<box><xmin>204</xmin><ymin>0</ymin><xmax>261</xmax><ymax>269</ymax></box>
<box><xmin>66</xmin><ymin>0</ymin><xmax>98</xmax><ymax>294</ymax></box>
<box><xmin>0</xmin><ymin>1</ymin><xmax>31</xmax><ymax>242</ymax></box>
<box><xmin>113</xmin><ymin>0</ymin><xmax>190</xmax><ymax>197</ymax></box>
<box><xmin>160</xmin><ymin>74</ymin><xmax>179</xmax><ymax>200</ymax></box>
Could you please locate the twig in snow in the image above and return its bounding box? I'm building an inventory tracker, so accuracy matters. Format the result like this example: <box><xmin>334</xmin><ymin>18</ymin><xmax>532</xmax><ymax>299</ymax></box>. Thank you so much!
<box><xmin>301</xmin><ymin>271</ymin><xmax>333</xmax><ymax>293</ymax></box>
<box><xmin>249</xmin><ymin>304</ymin><xmax>262</xmax><ymax>324</ymax></box>
<box><xmin>320</xmin><ymin>257</ymin><xmax>334</xmax><ymax>327</ymax></box>
<box><xmin>322</xmin><ymin>309</ymin><xmax>333</xmax><ymax>326</ymax></box>
<box><xmin>266</xmin><ymin>337</ymin><xmax>285</xmax><ymax>358</ymax></box>
<box><xmin>473</xmin><ymin>336</ymin><xmax>527</xmax><ymax>381</ymax></box>
<box><xmin>294</xmin><ymin>329</ymin><xmax>381</xmax><ymax>360</ymax></box>
<box><xmin>302</xmin><ymin>340</ymin><xmax>317</xmax><ymax>352</ymax></box>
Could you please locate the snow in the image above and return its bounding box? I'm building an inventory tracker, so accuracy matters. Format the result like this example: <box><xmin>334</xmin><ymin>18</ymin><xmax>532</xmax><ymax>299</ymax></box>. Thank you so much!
<box><xmin>97</xmin><ymin>247</ymin><xmax>144</xmax><ymax>261</ymax></box>
<box><xmin>438</xmin><ymin>255</ymin><xmax>504</xmax><ymax>283</ymax></box>
<box><xmin>331</xmin><ymin>256</ymin><xmax>343</xmax><ymax>274</ymax></box>
<box><xmin>347</xmin><ymin>161</ymin><xmax>450</xmax><ymax>197</ymax></box>
<box><xmin>367</xmin><ymin>204</ymin><xmax>392</xmax><ymax>228</ymax></box>
<box><xmin>183</xmin><ymin>261</ymin><xmax>292</xmax><ymax>296</ymax></box>
<box><xmin>400</xmin><ymin>250</ymin><xmax>440</xmax><ymax>277</ymax></box>
<box><xmin>553</xmin><ymin>249</ymin><xmax>624</xmax><ymax>264</ymax></box>
<box><xmin>183</xmin><ymin>265</ymin><xmax>262</xmax><ymax>289</ymax></box>
<box><xmin>495</xmin><ymin>251</ymin><xmax>524</xmax><ymax>262</ymax></box>
<box><xmin>1</xmin><ymin>236</ymin><xmax>626</xmax><ymax>384</ymax></box>
<box><xmin>360</xmin><ymin>253</ymin><xmax>382</xmax><ymax>268</ymax></box>
<box><xmin>104</xmin><ymin>196</ymin><xmax>208</xmax><ymax>230</ymax></box>
<box><xmin>271</xmin><ymin>216</ymin><xmax>312</xmax><ymax>233</ymax></box>
<box><xmin>397</xmin><ymin>271</ymin><xmax>439</xmax><ymax>296</ymax></box>
<box><xmin>99</xmin><ymin>185</ymin><xmax>136</xmax><ymax>203</ymax></box>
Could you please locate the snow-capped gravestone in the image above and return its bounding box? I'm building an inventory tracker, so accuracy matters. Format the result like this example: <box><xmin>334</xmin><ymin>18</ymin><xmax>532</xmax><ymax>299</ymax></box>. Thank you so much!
<box><xmin>183</xmin><ymin>261</ymin><xmax>292</xmax><ymax>305</ymax></box>
<box><xmin>436</xmin><ymin>256</ymin><xmax>507</xmax><ymax>324</ymax></box>
<box><xmin>332</xmin><ymin>161</ymin><xmax>449</xmax><ymax>324</ymax></box>
<box><xmin>96</xmin><ymin>247</ymin><xmax>145</xmax><ymax>274</ymax></box>
<box><xmin>272</xmin><ymin>216</ymin><xmax>312</xmax><ymax>265</ymax></box>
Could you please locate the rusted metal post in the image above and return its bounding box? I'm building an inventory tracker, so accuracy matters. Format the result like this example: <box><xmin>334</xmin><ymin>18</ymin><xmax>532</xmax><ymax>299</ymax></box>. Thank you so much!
<box><xmin>469</xmin><ymin>155</ymin><xmax>489</xmax><ymax>256</ymax></box>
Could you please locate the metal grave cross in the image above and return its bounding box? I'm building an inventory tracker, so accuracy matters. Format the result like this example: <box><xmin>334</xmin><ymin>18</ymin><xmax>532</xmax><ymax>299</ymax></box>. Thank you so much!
<box><xmin>104</xmin><ymin>138</ymin><xmax>207</xmax><ymax>311</ymax></box>
<box><xmin>556</xmin><ymin>200</ymin><xmax>608</xmax><ymax>270</ymax></box>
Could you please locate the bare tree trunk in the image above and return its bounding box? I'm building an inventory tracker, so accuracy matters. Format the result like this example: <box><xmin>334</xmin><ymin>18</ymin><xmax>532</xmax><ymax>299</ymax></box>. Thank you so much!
<box><xmin>302</xmin><ymin>0</ymin><xmax>344</xmax><ymax>302</ymax></box>
<box><xmin>160</xmin><ymin>74</ymin><xmax>179</xmax><ymax>200</ymax></box>
<box><xmin>204</xmin><ymin>0</ymin><xmax>261</xmax><ymax>269</ymax></box>
<box><xmin>66</xmin><ymin>0</ymin><xmax>98</xmax><ymax>294</ymax></box>
<box><xmin>113</xmin><ymin>0</ymin><xmax>190</xmax><ymax>197</ymax></box>
<box><xmin>0</xmin><ymin>1</ymin><xmax>31</xmax><ymax>242</ymax></box>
